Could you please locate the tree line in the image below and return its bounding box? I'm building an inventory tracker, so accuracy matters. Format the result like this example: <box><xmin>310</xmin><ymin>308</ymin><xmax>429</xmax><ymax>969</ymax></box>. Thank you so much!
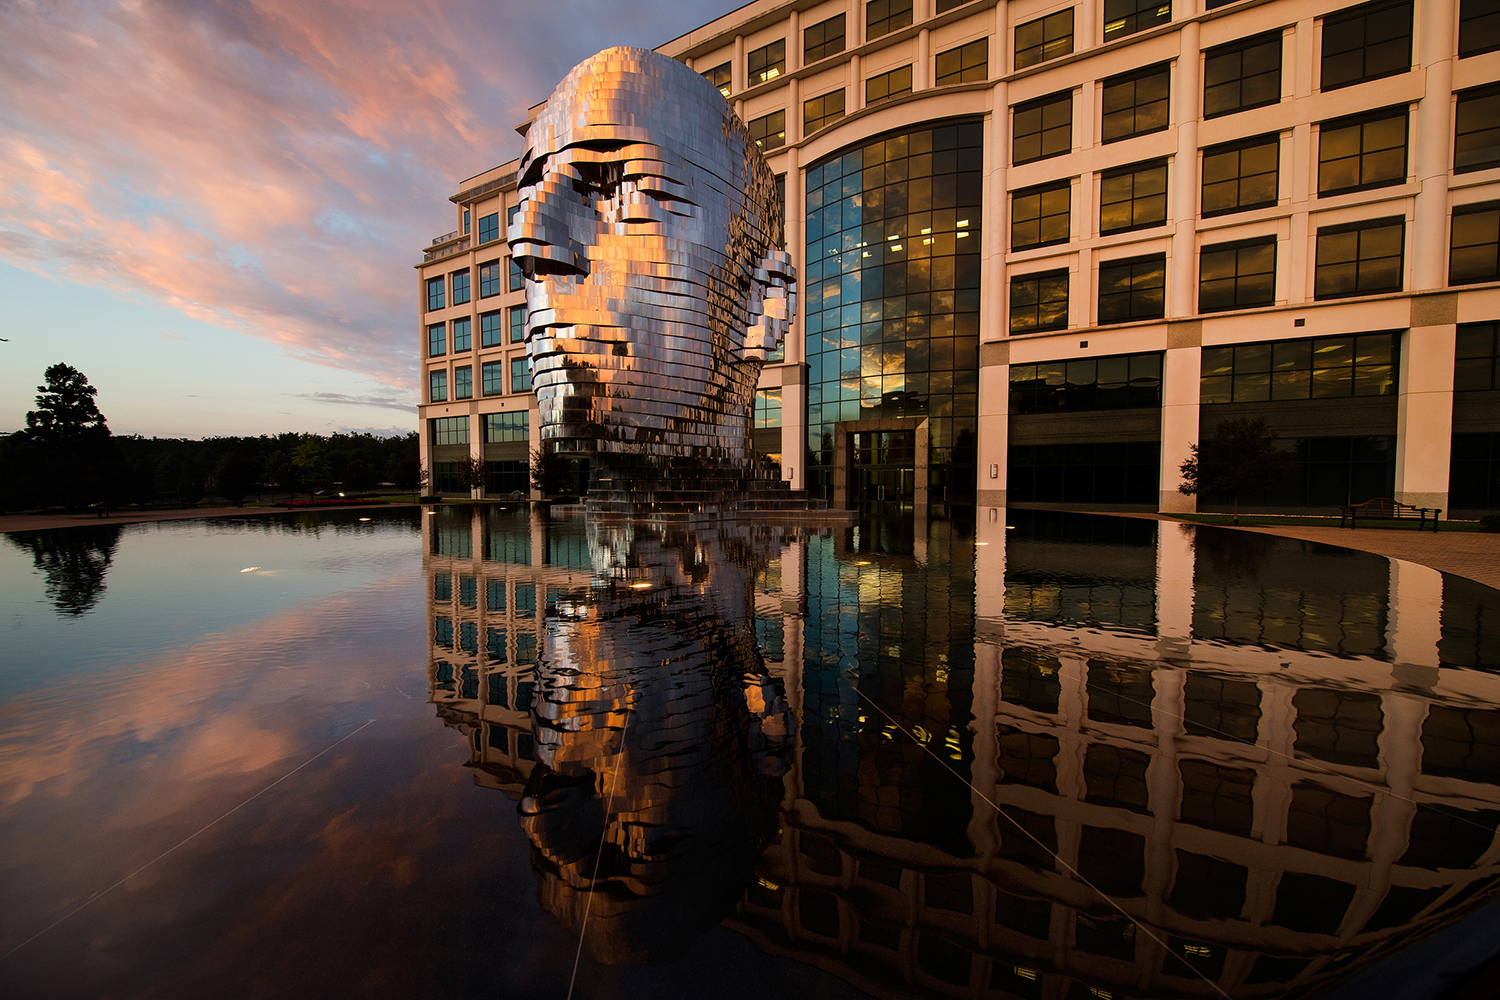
<box><xmin>2</xmin><ymin>364</ymin><xmax>420</xmax><ymax>512</ymax></box>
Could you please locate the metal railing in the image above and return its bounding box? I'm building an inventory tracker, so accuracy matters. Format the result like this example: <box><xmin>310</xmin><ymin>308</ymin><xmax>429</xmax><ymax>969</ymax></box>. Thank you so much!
<box><xmin>423</xmin><ymin>236</ymin><xmax>470</xmax><ymax>263</ymax></box>
<box><xmin>431</xmin><ymin>229</ymin><xmax>459</xmax><ymax>246</ymax></box>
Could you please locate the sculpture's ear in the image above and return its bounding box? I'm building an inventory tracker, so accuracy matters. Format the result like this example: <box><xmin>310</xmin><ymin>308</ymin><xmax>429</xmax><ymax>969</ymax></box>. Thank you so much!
<box><xmin>741</xmin><ymin>250</ymin><xmax>798</xmax><ymax>362</ymax></box>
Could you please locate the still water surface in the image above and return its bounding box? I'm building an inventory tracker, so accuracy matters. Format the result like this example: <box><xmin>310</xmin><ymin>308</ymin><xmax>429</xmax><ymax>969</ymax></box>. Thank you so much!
<box><xmin>2</xmin><ymin>508</ymin><xmax>1498</xmax><ymax>999</ymax></box>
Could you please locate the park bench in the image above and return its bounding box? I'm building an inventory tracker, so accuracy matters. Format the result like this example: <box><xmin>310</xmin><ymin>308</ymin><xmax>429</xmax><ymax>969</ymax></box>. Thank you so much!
<box><xmin>1339</xmin><ymin>497</ymin><xmax>1442</xmax><ymax>531</ymax></box>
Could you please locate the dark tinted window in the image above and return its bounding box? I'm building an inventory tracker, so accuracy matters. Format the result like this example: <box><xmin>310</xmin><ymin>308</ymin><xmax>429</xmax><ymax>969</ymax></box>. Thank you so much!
<box><xmin>1015</xmin><ymin>9</ymin><xmax>1073</xmax><ymax>69</ymax></box>
<box><xmin>1099</xmin><ymin>255</ymin><xmax>1166</xmax><ymax>323</ymax></box>
<box><xmin>1102</xmin><ymin>63</ymin><xmax>1170</xmax><ymax>142</ymax></box>
<box><xmin>1204</xmin><ymin>32</ymin><xmax>1281</xmax><ymax>118</ymax></box>
<box><xmin>1100</xmin><ymin>159</ymin><xmax>1168</xmax><ymax>233</ymax></box>
<box><xmin>1199</xmin><ymin>237</ymin><xmax>1276</xmax><ymax>312</ymax></box>
<box><xmin>1314</xmin><ymin>217</ymin><xmax>1404</xmax><ymax>299</ymax></box>
<box><xmin>1201</xmin><ymin>136</ymin><xmax>1279</xmax><ymax>216</ymax></box>
<box><xmin>804</xmin><ymin>14</ymin><xmax>845</xmax><ymax>63</ymax></box>
<box><xmin>1456</xmin><ymin>84</ymin><xmax>1500</xmax><ymax>174</ymax></box>
<box><xmin>1317</xmin><ymin>107</ymin><xmax>1407</xmax><ymax>196</ymax></box>
<box><xmin>1320</xmin><ymin>0</ymin><xmax>1412</xmax><ymax>91</ymax></box>
<box><xmin>1013</xmin><ymin>92</ymin><xmax>1072</xmax><ymax>164</ymax></box>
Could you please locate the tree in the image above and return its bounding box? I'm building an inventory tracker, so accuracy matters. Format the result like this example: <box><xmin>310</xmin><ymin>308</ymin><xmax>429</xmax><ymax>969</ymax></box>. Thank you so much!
<box><xmin>456</xmin><ymin>456</ymin><xmax>488</xmax><ymax>498</ymax></box>
<box><xmin>177</xmin><ymin>457</ymin><xmax>206</xmax><ymax>507</ymax></box>
<box><xmin>1179</xmin><ymin>417</ymin><xmax>1296</xmax><ymax>525</ymax></box>
<box><xmin>291</xmin><ymin>438</ymin><xmax>331</xmax><ymax>497</ymax></box>
<box><xmin>530</xmin><ymin>445</ymin><xmax>569</xmax><ymax>496</ymax></box>
<box><xmin>215</xmin><ymin>452</ymin><xmax>261</xmax><ymax>506</ymax></box>
<box><xmin>343</xmin><ymin>458</ymin><xmax>377</xmax><ymax>493</ymax></box>
<box><xmin>26</xmin><ymin>364</ymin><xmax>110</xmax><ymax>444</ymax></box>
<box><xmin>390</xmin><ymin>454</ymin><xmax>427</xmax><ymax>500</ymax></box>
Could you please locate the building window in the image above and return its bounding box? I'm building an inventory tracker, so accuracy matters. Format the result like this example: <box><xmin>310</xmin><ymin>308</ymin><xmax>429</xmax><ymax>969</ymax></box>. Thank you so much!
<box><xmin>454</xmin><ymin>365</ymin><xmax>472</xmax><ymax>400</ymax></box>
<box><xmin>1320</xmin><ymin>0</ymin><xmax>1412</xmax><ymax>92</ymax></box>
<box><xmin>428</xmin><ymin>322</ymin><xmax>446</xmax><ymax>357</ymax></box>
<box><xmin>479</xmin><ymin>260</ymin><xmax>501</xmax><ymax>298</ymax></box>
<box><xmin>1317</xmin><ymin>107</ymin><xmax>1407</xmax><ymax>196</ymax></box>
<box><xmin>486</xmin><ymin>411</ymin><xmax>530</xmax><ymax>442</ymax></box>
<box><xmin>1200</xmin><ymin>332</ymin><xmax>1397</xmax><ymax>403</ymax></box>
<box><xmin>429</xmin><ymin>369</ymin><xmax>448</xmax><ymax>402</ymax></box>
<box><xmin>936</xmin><ymin>39</ymin><xmax>988</xmax><ymax>86</ymax></box>
<box><xmin>426</xmin><ymin>276</ymin><xmax>445</xmax><ymax>311</ymax></box>
<box><xmin>1461</xmin><ymin>0</ymin><xmax>1500</xmax><ymax>57</ymax></box>
<box><xmin>804</xmin><ymin>90</ymin><xmax>845</xmax><ymax>134</ymax></box>
<box><xmin>430</xmin><ymin>415</ymin><xmax>468</xmax><ymax>445</ymax></box>
<box><xmin>867</xmin><ymin>0</ymin><xmax>913</xmax><ymax>40</ymax></box>
<box><xmin>511</xmin><ymin>356</ymin><xmax>532</xmax><ymax>393</ymax></box>
<box><xmin>463</xmin><ymin>209</ymin><xmax>470</xmax><ymax>235</ymax></box>
<box><xmin>1456</xmin><ymin>323</ymin><xmax>1500</xmax><ymax>391</ymax></box>
<box><xmin>451</xmin><ymin>269</ymin><xmax>470</xmax><ymax>305</ymax></box>
<box><xmin>1203</xmin><ymin>32</ymin><xmax>1281</xmax><ymax>118</ymax></box>
<box><xmin>486</xmin><ymin>461</ymin><xmax>528</xmax><ymax>495</ymax></box>
<box><xmin>1098</xmin><ymin>254</ymin><xmax>1166</xmax><ymax>323</ymax></box>
<box><xmin>1456</xmin><ymin>84</ymin><xmax>1500</xmax><ymax>174</ymax></box>
<box><xmin>1010</xmin><ymin>269</ymin><xmax>1069</xmax><ymax>334</ymax></box>
<box><xmin>478</xmin><ymin>212</ymin><xmax>500</xmax><ymax>245</ymax></box>
<box><xmin>508</xmin><ymin>257</ymin><xmax>524</xmax><ymax>291</ymax></box>
<box><xmin>480</xmin><ymin>311</ymin><xmax>504</xmax><ymax>347</ymax></box>
<box><xmin>1011</xmin><ymin>181</ymin><xmax>1070</xmax><ymax>250</ymax></box>
<box><xmin>748</xmin><ymin>39</ymin><xmax>785</xmax><ymax>86</ymax></box>
<box><xmin>1010</xmin><ymin>352</ymin><xmax>1163</xmax><ymax>412</ymax></box>
<box><xmin>509</xmin><ymin>305</ymin><xmax>528</xmax><ymax>343</ymax></box>
<box><xmin>748</xmin><ymin>110</ymin><xmax>786</xmax><ymax>151</ymax></box>
<box><xmin>1099</xmin><ymin>159</ymin><xmax>1168</xmax><ymax>234</ymax></box>
<box><xmin>1199</xmin><ymin>237</ymin><xmax>1276</xmax><ymax>313</ymax></box>
<box><xmin>1201</xmin><ymin>136</ymin><xmax>1279</xmax><ymax>216</ymax></box>
<box><xmin>805</xmin><ymin>15</ymin><xmax>845</xmax><ymax>63</ymax></box>
<box><xmin>1314</xmin><ymin>217</ymin><xmax>1404</xmax><ymax>299</ymax></box>
<box><xmin>1015</xmin><ymin>10</ymin><xmax>1073</xmax><ymax>69</ymax></box>
<box><xmin>1101</xmin><ymin>64</ymin><xmax>1170</xmax><ymax>143</ymax></box>
<box><xmin>482</xmin><ymin>361</ymin><xmax>505</xmax><ymax>396</ymax></box>
<box><xmin>1008</xmin><ymin>441</ymin><xmax>1161</xmax><ymax>504</ymax></box>
<box><xmin>1451</xmin><ymin>202</ymin><xmax>1500</xmax><ymax>286</ymax></box>
<box><xmin>1104</xmin><ymin>0</ymin><xmax>1171</xmax><ymax>43</ymax></box>
<box><xmin>451</xmin><ymin>316</ymin><xmax>471</xmax><ymax>352</ymax></box>
<box><xmin>1013</xmin><ymin>91</ymin><xmax>1072</xmax><ymax>164</ymax></box>
<box><xmin>703</xmin><ymin>61</ymin><xmax>731</xmax><ymax>98</ymax></box>
<box><xmin>867</xmin><ymin>65</ymin><xmax>913</xmax><ymax>105</ymax></box>
<box><xmin>1452</xmin><ymin>433</ymin><xmax>1500</xmax><ymax>510</ymax></box>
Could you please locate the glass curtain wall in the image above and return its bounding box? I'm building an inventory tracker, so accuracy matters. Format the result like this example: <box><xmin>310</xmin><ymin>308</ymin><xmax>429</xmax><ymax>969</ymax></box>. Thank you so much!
<box><xmin>804</xmin><ymin>120</ymin><xmax>984</xmax><ymax>507</ymax></box>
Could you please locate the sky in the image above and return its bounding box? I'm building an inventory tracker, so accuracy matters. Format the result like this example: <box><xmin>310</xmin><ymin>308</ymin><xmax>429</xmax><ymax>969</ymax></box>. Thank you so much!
<box><xmin>0</xmin><ymin>0</ymin><xmax>745</xmax><ymax>438</ymax></box>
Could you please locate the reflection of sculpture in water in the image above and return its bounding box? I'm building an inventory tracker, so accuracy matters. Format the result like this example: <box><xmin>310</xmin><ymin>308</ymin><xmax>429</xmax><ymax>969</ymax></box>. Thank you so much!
<box><xmin>509</xmin><ymin>47</ymin><xmax>797</xmax><ymax>506</ymax></box>
<box><xmin>8</xmin><ymin>524</ymin><xmax>125</xmax><ymax>616</ymax></box>
<box><xmin>518</xmin><ymin>519</ymin><xmax>794</xmax><ymax>964</ymax></box>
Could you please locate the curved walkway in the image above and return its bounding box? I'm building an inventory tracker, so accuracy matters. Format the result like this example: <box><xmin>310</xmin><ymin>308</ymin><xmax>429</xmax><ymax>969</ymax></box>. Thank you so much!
<box><xmin>1099</xmin><ymin>513</ymin><xmax>1500</xmax><ymax>592</ymax></box>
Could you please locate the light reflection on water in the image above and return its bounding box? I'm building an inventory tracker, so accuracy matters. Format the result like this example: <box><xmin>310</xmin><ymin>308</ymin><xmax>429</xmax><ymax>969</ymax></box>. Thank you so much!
<box><xmin>2</xmin><ymin>507</ymin><xmax>1500</xmax><ymax>999</ymax></box>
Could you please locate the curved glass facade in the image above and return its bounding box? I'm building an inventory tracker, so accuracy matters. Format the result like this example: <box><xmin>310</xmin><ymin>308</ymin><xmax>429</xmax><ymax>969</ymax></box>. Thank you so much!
<box><xmin>804</xmin><ymin>120</ymin><xmax>984</xmax><ymax>505</ymax></box>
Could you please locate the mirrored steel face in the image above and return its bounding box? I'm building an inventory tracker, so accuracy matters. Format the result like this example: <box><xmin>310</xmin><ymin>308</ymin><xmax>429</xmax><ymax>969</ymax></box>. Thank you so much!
<box><xmin>509</xmin><ymin>47</ymin><xmax>796</xmax><ymax>468</ymax></box>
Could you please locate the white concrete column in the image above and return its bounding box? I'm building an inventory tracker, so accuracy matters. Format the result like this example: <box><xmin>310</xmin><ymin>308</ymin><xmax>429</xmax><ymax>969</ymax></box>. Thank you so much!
<box><xmin>917</xmin><ymin>28</ymin><xmax>931</xmax><ymax>90</ymax></box>
<box><xmin>1412</xmin><ymin>0</ymin><xmax>1456</xmax><ymax>290</ymax></box>
<box><xmin>1077</xmin><ymin>0</ymin><xmax>1098</xmax><ymax>52</ymax></box>
<box><xmin>975</xmin><ymin>507</ymin><xmax>1007</xmax><ymax>623</ymax></box>
<box><xmin>849</xmin><ymin>0</ymin><xmax>863</xmax><ymax>48</ymax></box>
<box><xmin>1169</xmin><ymin>21</ymin><xmax>1201</xmax><ymax>319</ymax></box>
<box><xmin>1159</xmin><ymin>342</ymin><xmax>1201</xmax><ymax>512</ymax></box>
<box><xmin>1155</xmin><ymin>520</ymin><xmax>1195</xmax><ymax>644</ymax></box>
<box><xmin>1395</xmin><ymin>319</ymin><xmax>1457</xmax><ymax>512</ymax></box>
<box><xmin>788</xmin><ymin>9</ymin><xmax>802</xmax><ymax>73</ymax></box>
<box><xmin>850</xmin><ymin>53</ymin><xmax>863</xmax><ymax>111</ymax></box>
<box><xmin>733</xmin><ymin>34</ymin><xmax>747</xmax><ymax>95</ymax></box>
<box><xmin>788</xmin><ymin>76</ymin><xmax>802</xmax><ymax>143</ymax></box>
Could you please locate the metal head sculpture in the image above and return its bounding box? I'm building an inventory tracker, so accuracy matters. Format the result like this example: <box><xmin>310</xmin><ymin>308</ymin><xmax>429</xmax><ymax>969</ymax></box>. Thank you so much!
<box><xmin>509</xmin><ymin>47</ymin><xmax>796</xmax><ymax>474</ymax></box>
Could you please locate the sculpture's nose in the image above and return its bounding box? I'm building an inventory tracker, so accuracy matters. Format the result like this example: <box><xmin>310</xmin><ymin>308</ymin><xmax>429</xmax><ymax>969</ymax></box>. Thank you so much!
<box><xmin>508</xmin><ymin>174</ymin><xmax>590</xmax><ymax>280</ymax></box>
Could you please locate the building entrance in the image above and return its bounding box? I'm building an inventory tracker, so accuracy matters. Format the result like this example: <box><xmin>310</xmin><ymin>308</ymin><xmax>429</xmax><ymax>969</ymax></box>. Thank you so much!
<box><xmin>852</xmin><ymin>431</ymin><xmax>916</xmax><ymax>507</ymax></box>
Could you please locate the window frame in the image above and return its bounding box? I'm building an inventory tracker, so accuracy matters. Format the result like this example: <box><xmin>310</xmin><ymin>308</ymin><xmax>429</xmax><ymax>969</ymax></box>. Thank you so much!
<box><xmin>478</xmin><ymin>259</ymin><xmax>501</xmax><ymax>298</ymax></box>
<box><xmin>1199</xmin><ymin>332</ymin><xmax>1398</xmax><ymax>403</ymax></box>
<box><xmin>1455</xmin><ymin>323</ymin><xmax>1500</xmax><ymax>392</ymax></box>
<box><xmin>1203</xmin><ymin>31</ymin><xmax>1282</xmax><ymax>119</ymax></box>
<box><xmin>450</xmin><ymin>269</ymin><xmax>470</xmax><ymax>305</ymax></box>
<box><xmin>1015</xmin><ymin>9</ymin><xmax>1074</xmax><ymax>70</ymax></box>
<box><xmin>804</xmin><ymin>14</ymin><xmax>846</xmax><ymax>64</ymax></box>
<box><xmin>1319</xmin><ymin>0</ymin><xmax>1413</xmax><ymax>92</ymax></box>
<box><xmin>481</xmin><ymin>360</ymin><xmax>505</xmax><ymax>397</ymax></box>
<box><xmin>1460</xmin><ymin>0</ymin><xmax>1500</xmax><ymax>58</ymax></box>
<box><xmin>1099</xmin><ymin>158</ymin><xmax>1169</xmax><ymax>235</ymax></box>
<box><xmin>429</xmin><ymin>369</ymin><xmax>448</xmax><ymax>403</ymax></box>
<box><xmin>430</xmin><ymin>415</ymin><xmax>468</xmax><ymax>446</ymax></box>
<box><xmin>936</xmin><ymin>39</ymin><xmax>988</xmax><ymax>86</ymax></box>
<box><xmin>1013</xmin><ymin>91</ymin><xmax>1073</xmax><ymax>165</ymax></box>
<box><xmin>1455</xmin><ymin>83</ymin><xmax>1500</xmax><ymax>175</ymax></box>
<box><xmin>480</xmin><ymin>311</ymin><xmax>504</xmax><ymax>348</ymax></box>
<box><xmin>510</xmin><ymin>355</ymin><xmax>533</xmax><ymax>394</ymax></box>
<box><xmin>867</xmin><ymin>65</ymin><xmax>913</xmax><ymax>105</ymax></box>
<box><xmin>747</xmin><ymin>39</ymin><xmax>786</xmax><ymax>86</ymax></box>
<box><xmin>1010</xmin><ymin>268</ymin><xmax>1070</xmax><ymax>334</ymax></box>
<box><xmin>1200</xmin><ymin>134</ymin><xmax>1280</xmax><ymax>217</ymax></box>
<box><xmin>866</xmin><ymin>0</ymin><xmax>913</xmax><ymax>41</ymax></box>
<box><xmin>703</xmin><ymin>61</ymin><xmax>732</xmax><ymax>98</ymax></box>
<box><xmin>451</xmin><ymin>316</ymin><xmax>471</xmax><ymax>353</ymax></box>
<box><xmin>1450</xmin><ymin>201</ymin><xmax>1500</xmax><ymax>287</ymax></box>
<box><xmin>1098</xmin><ymin>253</ymin><xmax>1167</xmax><ymax>324</ymax></box>
<box><xmin>477</xmin><ymin>212</ymin><xmax>500</xmax><ymax>245</ymax></box>
<box><xmin>749</xmin><ymin>110</ymin><xmax>786</xmax><ymax>150</ymax></box>
<box><xmin>428</xmin><ymin>322</ymin><xmax>446</xmax><ymax>358</ymax></box>
<box><xmin>804</xmin><ymin>90</ymin><xmax>846</xmax><ymax>134</ymax></box>
<box><xmin>1198</xmin><ymin>236</ymin><xmax>1277</xmax><ymax>313</ymax></box>
<box><xmin>426</xmin><ymin>276</ymin><xmax>445</xmax><ymax>312</ymax></box>
<box><xmin>508</xmin><ymin>257</ymin><xmax>524</xmax><ymax>292</ymax></box>
<box><xmin>1011</xmin><ymin>180</ymin><xmax>1072</xmax><ymax>251</ymax></box>
<box><xmin>1101</xmin><ymin>63</ymin><xmax>1171</xmax><ymax>144</ymax></box>
<box><xmin>453</xmin><ymin>365</ymin><xmax>473</xmax><ymax>400</ymax></box>
<box><xmin>1103</xmin><ymin>0</ymin><xmax>1172</xmax><ymax>43</ymax></box>
<box><xmin>1316</xmin><ymin>105</ymin><xmax>1409</xmax><ymax>197</ymax></box>
<box><xmin>1313</xmin><ymin>216</ymin><xmax>1406</xmax><ymax>300</ymax></box>
<box><xmin>509</xmin><ymin>305</ymin><xmax>528</xmax><ymax>343</ymax></box>
<box><xmin>485</xmin><ymin>411</ymin><xmax>530</xmax><ymax>443</ymax></box>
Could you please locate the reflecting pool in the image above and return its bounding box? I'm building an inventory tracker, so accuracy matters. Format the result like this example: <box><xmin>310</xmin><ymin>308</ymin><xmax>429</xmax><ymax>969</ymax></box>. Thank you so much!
<box><xmin>3</xmin><ymin>507</ymin><xmax>1499</xmax><ymax>999</ymax></box>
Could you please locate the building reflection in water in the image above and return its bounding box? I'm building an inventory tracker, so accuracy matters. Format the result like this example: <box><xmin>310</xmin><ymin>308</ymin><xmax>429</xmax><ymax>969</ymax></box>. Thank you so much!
<box><xmin>424</xmin><ymin>506</ymin><xmax>1500</xmax><ymax>997</ymax></box>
